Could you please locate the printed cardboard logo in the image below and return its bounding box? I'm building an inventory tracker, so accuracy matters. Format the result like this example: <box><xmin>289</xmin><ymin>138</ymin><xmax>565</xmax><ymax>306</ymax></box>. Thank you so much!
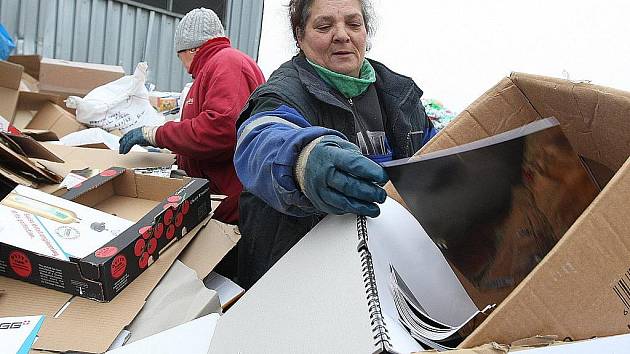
<box><xmin>8</xmin><ymin>251</ymin><xmax>32</xmax><ymax>278</ymax></box>
<box><xmin>0</xmin><ymin>320</ymin><xmax>28</xmax><ymax>329</ymax></box>
<box><xmin>110</xmin><ymin>254</ymin><xmax>127</xmax><ymax>279</ymax></box>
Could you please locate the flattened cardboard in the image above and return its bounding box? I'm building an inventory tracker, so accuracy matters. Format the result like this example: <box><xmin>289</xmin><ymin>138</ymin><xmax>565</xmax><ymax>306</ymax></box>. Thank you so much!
<box><xmin>408</xmin><ymin>73</ymin><xmax>630</xmax><ymax>348</ymax></box>
<box><xmin>36</xmin><ymin>144</ymin><xmax>176</xmax><ymax>195</ymax></box>
<box><xmin>38</xmin><ymin>58</ymin><xmax>125</xmax><ymax>97</ymax></box>
<box><xmin>0</xmin><ymin>60</ymin><xmax>23</xmax><ymax>120</ymax></box>
<box><xmin>0</xmin><ymin>132</ymin><xmax>63</xmax><ymax>185</ymax></box>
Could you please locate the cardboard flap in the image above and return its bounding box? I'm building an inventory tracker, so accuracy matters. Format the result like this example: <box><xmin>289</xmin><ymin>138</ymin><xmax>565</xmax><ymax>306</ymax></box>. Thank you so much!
<box><xmin>511</xmin><ymin>72</ymin><xmax>630</xmax><ymax>171</ymax></box>
<box><xmin>418</xmin><ymin>76</ymin><xmax>541</xmax><ymax>156</ymax></box>
<box><xmin>32</xmin><ymin>217</ymin><xmax>214</xmax><ymax>353</ymax></box>
<box><xmin>0</xmin><ymin>61</ymin><xmax>23</xmax><ymax>120</ymax></box>
<box><xmin>0</xmin><ymin>60</ymin><xmax>23</xmax><ymax>90</ymax></box>
<box><xmin>8</xmin><ymin>54</ymin><xmax>42</xmax><ymax>79</ymax></box>
<box><xmin>18</xmin><ymin>91</ymin><xmax>65</xmax><ymax>111</ymax></box>
<box><xmin>21</xmin><ymin>129</ymin><xmax>59</xmax><ymax>142</ymax></box>
<box><xmin>5</xmin><ymin>133</ymin><xmax>63</xmax><ymax>162</ymax></box>
<box><xmin>0</xmin><ymin>133</ymin><xmax>63</xmax><ymax>183</ymax></box>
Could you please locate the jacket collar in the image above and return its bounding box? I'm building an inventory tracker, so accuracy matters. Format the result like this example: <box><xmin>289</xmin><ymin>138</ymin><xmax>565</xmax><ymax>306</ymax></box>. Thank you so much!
<box><xmin>188</xmin><ymin>37</ymin><xmax>231</xmax><ymax>78</ymax></box>
<box><xmin>292</xmin><ymin>54</ymin><xmax>420</xmax><ymax>110</ymax></box>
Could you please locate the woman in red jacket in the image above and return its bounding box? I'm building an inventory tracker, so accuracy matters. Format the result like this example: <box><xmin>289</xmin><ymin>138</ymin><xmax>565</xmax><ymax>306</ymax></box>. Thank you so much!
<box><xmin>119</xmin><ymin>8</ymin><xmax>266</xmax><ymax>225</ymax></box>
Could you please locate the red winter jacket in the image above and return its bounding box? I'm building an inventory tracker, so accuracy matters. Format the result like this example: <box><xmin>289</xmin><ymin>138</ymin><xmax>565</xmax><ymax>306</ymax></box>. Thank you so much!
<box><xmin>155</xmin><ymin>37</ymin><xmax>265</xmax><ymax>224</ymax></box>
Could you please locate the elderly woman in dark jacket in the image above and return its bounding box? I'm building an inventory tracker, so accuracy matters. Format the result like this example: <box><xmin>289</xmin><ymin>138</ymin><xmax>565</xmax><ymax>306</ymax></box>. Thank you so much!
<box><xmin>234</xmin><ymin>0</ymin><xmax>437</xmax><ymax>288</ymax></box>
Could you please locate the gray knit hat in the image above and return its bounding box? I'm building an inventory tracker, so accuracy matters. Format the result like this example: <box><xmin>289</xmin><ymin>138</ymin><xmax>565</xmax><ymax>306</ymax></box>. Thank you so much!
<box><xmin>174</xmin><ymin>8</ymin><xmax>225</xmax><ymax>52</ymax></box>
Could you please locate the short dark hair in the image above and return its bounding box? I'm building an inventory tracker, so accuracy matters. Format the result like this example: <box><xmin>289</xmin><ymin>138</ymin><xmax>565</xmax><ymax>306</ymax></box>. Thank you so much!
<box><xmin>288</xmin><ymin>0</ymin><xmax>376</xmax><ymax>45</ymax></box>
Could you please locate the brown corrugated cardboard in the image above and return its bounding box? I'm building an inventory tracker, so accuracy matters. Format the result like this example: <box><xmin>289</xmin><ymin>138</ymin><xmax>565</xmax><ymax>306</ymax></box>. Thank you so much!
<box><xmin>0</xmin><ymin>132</ymin><xmax>64</xmax><ymax>185</ymax></box>
<box><xmin>19</xmin><ymin>72</ymin><xmax>39</xmax><ymax>92</ymax></box>
<box><xmin>24</xmin><ymin>102</ymin><xmax>85</xmax><ymax>140</ymax></box>
<box><xmin>408</xmin><ymin>73</ymin><xmax>630</xmax><ymax>348</ymax></box>
<box><xmin>8</xmin><ymin>54</ymin><xmax>41</xmax><ymax>79</ymax></box>
<box><xmin>0</xmin><ymin>60</ymin><xmax>23</xmax><ymax>120</ymax></box>
<box><xmin>36</xmin><ymin>144</ymin><xmax>175</xmax><ymax>193</ymax></box>
<box><xmin>0</xmin><ymin>138</ymin><xmax>234</xmax><ymax>352</ymax></box>
<box><xmin>39</xmin><ymin>58</ymin><xmax>125</xmax><ymax>97</ymax></box>
<box><xmin>9</xmin><ymin>55</ymin><xmax>126</xmax><ymax>98</ymax></box>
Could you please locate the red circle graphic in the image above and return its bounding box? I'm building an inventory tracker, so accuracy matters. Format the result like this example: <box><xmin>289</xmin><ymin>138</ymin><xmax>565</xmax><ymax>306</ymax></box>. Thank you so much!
<box><xmin>147</xmin><ymin>238</ymin><xmax>158</xmax><ymax>254</ymax></box>
<box><xmin>167</xmin><ymin>195</ymin><xmax>182</xmax><ymax>203</ymax></box>
<box><xmin>154</xmin><ymin>223</ymin><xmax>164</xmax><ymax>239</ymax></box>
<box><xmin>166</xmin><ymin>224</ymin><xmax>176</xmax><ymax>240</ymax></box>
<box><xmin>95</xmin><ymin>246</ymin><xmax>119</xmax><ymax>258</ymax></box>
<box><xmin>175</xmin><ymin>212</ymin><xmax>184</xmax><ymax>227</ymax></box>
<box><xmin>138</xmin><ymin>253</ymin><xmax>150</xmax><ymax>269</ymax></box>
<box><xmin>111</xmin><ymin>254</ymin><xmax>127</xmax><ymax>279</ymax></box>
<box><xmin>134</xmin><ymin>239</ymin><xmax>146</xmax><ymax>257</ymax></box>
<box><xmin>9</xmin><ymin>251</ymin><xmax>32</xmax><ymax>278</ymax></box>
<box><xmin>182</xmin><ymin>200</ymin><xmax>190</xmax><ymax>215</ymax></box>
<box><xmin>164</xmin><ymin>209</ymin><xmax>174</xmax><ymax>225</ymax></box>
<box><xmin>100</xmin><ymin>169</ymin><xmax>118</xmax><ymax>177</ymax></box>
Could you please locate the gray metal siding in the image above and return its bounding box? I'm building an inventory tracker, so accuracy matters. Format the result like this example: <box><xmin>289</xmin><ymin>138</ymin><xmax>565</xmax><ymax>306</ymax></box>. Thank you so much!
<box><xmin>226</xmin><ymin>0</ymin><xmax>263</xmax><ymax>61</ymax></box>
<box><xmin>0</xmin><ymin>0</ymin><xmax>263</xmax><ymax>91</ymax></box>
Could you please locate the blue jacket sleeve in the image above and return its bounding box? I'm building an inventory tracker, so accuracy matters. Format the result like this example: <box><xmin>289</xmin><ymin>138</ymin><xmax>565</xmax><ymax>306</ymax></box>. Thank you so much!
<box><xmin>234</xmin><ymin>105</ymin><xmax>345</xmax><ymax>216</ymax></box>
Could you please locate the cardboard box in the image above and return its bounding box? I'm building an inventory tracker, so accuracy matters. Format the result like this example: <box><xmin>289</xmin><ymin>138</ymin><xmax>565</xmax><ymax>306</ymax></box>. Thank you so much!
<box><xmin>412</xmin><ymin>72</ymin><xmax>630</xmax><ymax>347</ymax></box>
<box><xmin>25</xmin><ymin>102</ymin><xmax>84</xmax><ymax>140</ymax></box>
<box><xmin>39</xmin><ymin>58</ymin><xmax>125</xmax><ymax>97</ymax></box>
<box><xmin>0</xmin><ymin>167</ymin><xmax>212</xmax><ymax>301</ymax></box>
<box><xmin>9</xmin><ymin>55</ymin><xmax>125</xmax><ymax>98</ymax></box>
<box><xmin>11</xmin><ymin>92</ymin><xmax>84</xmax><ymax>142</ymax></box>
<box><xmin>0</xmin><ymin>216</ymin><xmax>238</xmax><ymax>353</ymax></box>
<box><xmin>0</xmin><ymin>60</ymin><xmax>23</xmax><ymax>120</ymax></box>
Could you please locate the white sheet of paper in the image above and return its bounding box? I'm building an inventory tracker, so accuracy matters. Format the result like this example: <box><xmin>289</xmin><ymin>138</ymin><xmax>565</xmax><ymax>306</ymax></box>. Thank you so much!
<box><xmin>106</xmin><ymin>313</ymin><xmax>220</xmax><ymax>354</ymax></box>
<box><xmin>367</xmin><ymin>198</ymin><xmax>478</xmax><ymax>327</ymax></box>
<box><xmin>60</xmin><ymin>127</ymin><xmax>146</xmax><ymax>152</ymax></box>
<box><xmin>0</xmin><ymin>315</ymin><xmax>45</xmax><ymax>354</ymax></box>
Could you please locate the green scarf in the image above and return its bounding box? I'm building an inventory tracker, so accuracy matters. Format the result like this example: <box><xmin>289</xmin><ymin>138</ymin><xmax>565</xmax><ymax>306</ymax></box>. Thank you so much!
<box><xmin>307</xmin><ymin>58</ymin><xmax>376</xmax><ymax>98</ymax></box>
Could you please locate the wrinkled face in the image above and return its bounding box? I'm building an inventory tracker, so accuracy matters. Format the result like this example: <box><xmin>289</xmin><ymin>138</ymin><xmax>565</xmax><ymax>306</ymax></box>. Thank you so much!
<box><xmin>177</xmin><ymin>48</ymin><xmax>198</xmax><ymax>72</ymax></box>
<box><xmin>298</xmin><ymin>0</ymin><xmax>367</xmax><ymax>77</ymax></box>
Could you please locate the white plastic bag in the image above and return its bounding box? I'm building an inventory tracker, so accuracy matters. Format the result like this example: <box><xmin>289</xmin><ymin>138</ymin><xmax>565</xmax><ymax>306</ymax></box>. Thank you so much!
<box><xmin>66</xmin><ymin>62</ymin><xmax>164</xmax><ymax>134</ymax></box>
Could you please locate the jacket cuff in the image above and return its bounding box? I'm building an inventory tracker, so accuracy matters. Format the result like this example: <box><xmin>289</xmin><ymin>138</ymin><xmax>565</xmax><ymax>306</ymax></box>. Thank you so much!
<box><xmin>295</xmin><ymin>136</ymin><xmax>325</xmax><ymax>193</ymax></box>
<box><xmin>142</xmin><ymin>126</ymin><xmax>160</xmax><ymax>147</ymax></box>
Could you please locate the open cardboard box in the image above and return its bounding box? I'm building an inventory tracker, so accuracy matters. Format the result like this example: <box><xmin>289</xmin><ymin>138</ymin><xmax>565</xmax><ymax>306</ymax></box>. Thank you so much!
<box><xmin>0</xmin><ymin>167</ymin><xmax>211</xmax><ymax>302</ymax></box>
<box><xmin>13</xmin><ymin>92</ymin><xmax>85</xmax><ymax>141</ymax></box>
<box><xmin>395</xmin><ymin>72</ymin><xmax>630</xmax><ymax>348</ymax></box>
<box><xmin>0</xmin><ymin>216</ymin><xmax>238</xmax><ymax>353</ymax></box>
<box><xmin>8</xmin><ymin>54</ymin><xmax>125</xmax><ymax>98</ymax></box>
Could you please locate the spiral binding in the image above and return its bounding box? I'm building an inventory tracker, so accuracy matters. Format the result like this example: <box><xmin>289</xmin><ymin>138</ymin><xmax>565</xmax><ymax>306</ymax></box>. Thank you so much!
<box><xmin>357</xmin><ymin>216</ymin><xmax>392</xmax><ymax>351</ymax></box>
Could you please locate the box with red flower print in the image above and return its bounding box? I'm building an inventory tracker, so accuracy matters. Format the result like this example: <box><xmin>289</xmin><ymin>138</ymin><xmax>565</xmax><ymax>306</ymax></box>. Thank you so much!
<box><xmin>0</xmin><ymin>166</ymin><xmax>211</xmax><ymax>301</ymax></box>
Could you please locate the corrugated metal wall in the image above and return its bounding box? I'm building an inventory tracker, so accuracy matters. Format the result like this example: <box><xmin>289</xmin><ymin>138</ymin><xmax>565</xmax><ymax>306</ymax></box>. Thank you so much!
<box><xmin>0</xmin><ymin>0</ymin><xmax>264</xmax><ymax>92</ymax></box>
<box><xmin>226</xmin><ymin>0</ymin><xmax>263</xmax><ymax>61</ymax></box>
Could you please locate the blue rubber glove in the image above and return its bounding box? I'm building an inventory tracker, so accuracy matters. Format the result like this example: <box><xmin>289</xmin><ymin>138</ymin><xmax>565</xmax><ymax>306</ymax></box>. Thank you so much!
<box><xmin>119</xmin><ymin>127</ymin><xmax>149</xmax><ymax>154</ymax></box>
<box><xmin>299</xmin><ymin>135</ymin><xmax>389</xmax><ymax>217</ymax></box>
